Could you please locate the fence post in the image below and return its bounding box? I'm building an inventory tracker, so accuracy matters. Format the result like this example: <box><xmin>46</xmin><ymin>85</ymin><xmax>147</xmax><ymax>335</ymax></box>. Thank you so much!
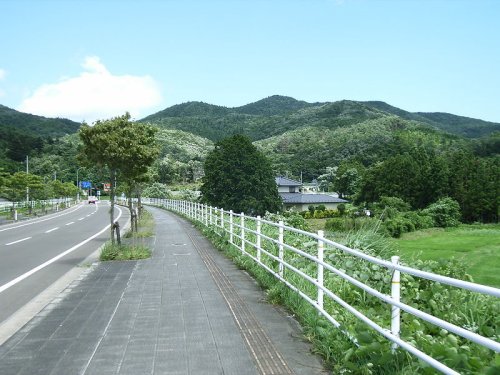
<box><xmin>229</xmin><ymin>210</ymin><xmax>234</xmax><ymax>243</ymax></box>
<box><xmin>391</xmin><ymin>255</ymin><xmax>401</xmax><ymax>352</ymax></box>
<box><xmin>240</xmin><ymin>213</ymin><xmax>245</xmax><ymax>253</ymax></box>
<box><xmin>278</xmin><ymin>220</ymin><xmax>284</xmax><ymax>278</ymax></box>
<box><xmin>205</xmin><ymin>204</ymin><xmax>208</xmax><ymax>226</ymax></box>
<box><xmin>220</xmin><ymin>207</ymin><xmax>224</xmax><ymax>229</ymax></box>
<box><xmin>317</xmin><ymin>230</ymin><xmax>324</xmax><ymax>312</ymax></box>
<box><xmin>256</xmin><ymin>215</ymin><xmax>261</xmax><ymax>263</ymax></box>
<box><xmin>14</xmin><ymin>209</ymin><xmax>18</xmax><ymax>222</ymax></box>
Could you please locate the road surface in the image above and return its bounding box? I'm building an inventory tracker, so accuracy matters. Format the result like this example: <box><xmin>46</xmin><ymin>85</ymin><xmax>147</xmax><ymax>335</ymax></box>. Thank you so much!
<box><xmin>0</xmin><ymin>201</ymin><xmax>130</xmax><ymax>328</ymax></box>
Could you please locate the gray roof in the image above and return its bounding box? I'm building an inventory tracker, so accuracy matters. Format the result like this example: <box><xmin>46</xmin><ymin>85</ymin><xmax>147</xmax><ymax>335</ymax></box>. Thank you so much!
<box><xmin>280</xmin><ymin>193</ymin><xmax>348</xmax><ymax>204</ymax></box>
<box><xmin>275</xmin><ymin>176</ymin><xmax>302</xmax><ymax>187</ymax></box>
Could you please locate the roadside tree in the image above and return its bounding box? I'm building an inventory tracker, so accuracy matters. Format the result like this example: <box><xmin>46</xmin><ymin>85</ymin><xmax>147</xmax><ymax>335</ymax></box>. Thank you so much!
<box><xmin>201</xmin><ymin>134</ymin><xmax>281</xmax><ymax>215</ymax></box>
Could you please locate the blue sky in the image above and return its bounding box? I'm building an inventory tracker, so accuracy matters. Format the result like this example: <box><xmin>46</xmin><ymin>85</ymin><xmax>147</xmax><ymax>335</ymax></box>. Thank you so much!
<box><xmin>0</xmin><ymin>0</ymin><xmax>499</xmax><ymax>123</ymax></box>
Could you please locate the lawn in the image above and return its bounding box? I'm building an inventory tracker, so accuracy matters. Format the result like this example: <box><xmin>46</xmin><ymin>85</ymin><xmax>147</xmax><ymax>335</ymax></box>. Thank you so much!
<box><xmin>393</xmin><ymin>224</ymin><xmax>500</xmax><ymax>288</ymax></box>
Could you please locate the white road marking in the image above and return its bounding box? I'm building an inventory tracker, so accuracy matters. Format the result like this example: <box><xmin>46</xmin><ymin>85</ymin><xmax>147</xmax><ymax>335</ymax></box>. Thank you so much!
<box><xmin>78</xmin><ymin>218</ymin><xmax>85</xmax><ymax>221</ymax></box>
<box><xmin>45</xmin><ymin>227</ymin><xmax>59</xmax><ymax>233</ymax></box>
<box><xmin>66</xmin><ymin>222</ymin><xmax>75</xmax><ymax>226</ymax></box>
<box><xmin>0</xmin><ymin>206</ymin><xmax>123</xmax><ymax>294</ymax></box>
<box><xmin>6</xmin><ymin>237</ymin><xmax>32</xmax><ymax>246</ymax></box>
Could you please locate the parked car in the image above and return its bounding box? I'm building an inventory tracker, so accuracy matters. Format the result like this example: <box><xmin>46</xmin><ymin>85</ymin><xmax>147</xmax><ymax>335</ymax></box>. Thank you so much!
<box><xmin>88</xmin><ymin>196</ymin><xmax>97</xmax><ymax>204</ymax></box>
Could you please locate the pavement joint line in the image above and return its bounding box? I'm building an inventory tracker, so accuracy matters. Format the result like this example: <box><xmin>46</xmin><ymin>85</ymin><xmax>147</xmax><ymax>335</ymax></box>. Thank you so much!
<box><xmin>83</xmin><ymin>263</ymin><xmax>138</xmax><ymax>375</ymax></box>
<box><xmin>180</xmin><ymin>216</ymin><xmax>295</xmax><ymax>375</ymax></box>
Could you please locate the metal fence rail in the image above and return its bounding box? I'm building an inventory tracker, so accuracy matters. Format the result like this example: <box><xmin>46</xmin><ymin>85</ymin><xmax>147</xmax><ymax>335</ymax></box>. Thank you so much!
<box><xmin>145</xmin><ymin>198</ymin><xmax>500</xmax><ymax>375</ymax></box>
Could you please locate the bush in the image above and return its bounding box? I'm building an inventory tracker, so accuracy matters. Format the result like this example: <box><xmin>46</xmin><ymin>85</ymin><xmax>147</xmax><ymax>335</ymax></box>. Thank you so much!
<box><xmin>423</xmin><ymin>197</ymin><xmax>461</xmax><ymax>228</ymax></box>
<box><xmin>325</xmin><ymin>217</ymin><xmax>348</xmax><ymax>232</ymax></box>
<box><xmin>337</xmin><ymin>203</ymin><xmax>346</xmax><ymax>216</ymax></box>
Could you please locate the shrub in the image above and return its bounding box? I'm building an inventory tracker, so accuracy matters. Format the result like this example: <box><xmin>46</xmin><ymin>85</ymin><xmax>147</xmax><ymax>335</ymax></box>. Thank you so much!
<box><xmin>423</xmin><ymin>197</ymin><xmax>461</xmax><ymax>228</ymax></box>
<box><xmin>337</xmin><ymin>203</ymin><xmax>346</xmax><ymax>216</ymax></box>
<box><xmin>325</xmin><ymin>217</ymin><xmax>347</xmax><ymax>232</ymax></box>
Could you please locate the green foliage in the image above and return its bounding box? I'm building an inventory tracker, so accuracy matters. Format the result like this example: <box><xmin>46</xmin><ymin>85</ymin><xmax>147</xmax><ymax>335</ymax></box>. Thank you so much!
<box><xmin>100</xmin><ymin>243</ymin><xmax>151</xmax><ymax>261</ymax></box>
<box><xmin>201</xmin><ymin>134</ymin><xmax>282</xmax><ymax>215</ymax></box>
<box><xmin>142</xmin><ymin>182</ymin><xmax>171</xmax><ymax>199</ymax></box>
<box><xmin>423</xmin><ymin>197</ymin><xmax>462</xmax><ymax>228</ymax></box>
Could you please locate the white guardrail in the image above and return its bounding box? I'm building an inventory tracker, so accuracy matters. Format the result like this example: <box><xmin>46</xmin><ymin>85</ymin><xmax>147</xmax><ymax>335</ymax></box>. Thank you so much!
<box><xmin>145</xmin><ymin>198</ymin><xmax>499</xmax><ymax>375</ymax></box>
<box><xmin>0</xmin><ymin>198</ymin><xmax>75</xmax><ymax>214</ymax></box>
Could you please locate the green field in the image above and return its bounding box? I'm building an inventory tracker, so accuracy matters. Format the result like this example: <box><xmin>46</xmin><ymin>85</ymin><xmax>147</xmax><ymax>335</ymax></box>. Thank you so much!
<box><xmin>393</xmin><ymin>224</ymin><xmax>500</xmax><ymax>287</ymax></box>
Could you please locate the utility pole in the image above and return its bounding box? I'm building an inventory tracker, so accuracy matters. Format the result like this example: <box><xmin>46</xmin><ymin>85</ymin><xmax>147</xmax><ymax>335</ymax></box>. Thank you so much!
<box><xmin>26</xmin><ymin>155</ymin><xmax>29</xmax><ymax>203</ymax></box>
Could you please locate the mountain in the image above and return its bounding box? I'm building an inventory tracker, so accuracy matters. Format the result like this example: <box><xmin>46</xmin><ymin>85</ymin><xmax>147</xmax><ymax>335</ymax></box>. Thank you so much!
<box><xmin>0</xmin><ymin>104</ymin><xmax>81</xmax><ymax>138</ymax></box>
<box><xmin>363</xmin><ymin>101</ymin><xmax>500</xmax><ymax>138</ymax></box>
<box><xmin>233</xmin><ymin>95</ymin><xmax>322</xmax><ymax>116</ymax></box>
<box><xmin>0</xmin><ymin>104</ymin><xmax>81</xmax><ymax>168</ymax></box>
<box><xmin>141</xmin><ymin>96</ymin><xmax>500</xmax><ymax>142</ymax></box>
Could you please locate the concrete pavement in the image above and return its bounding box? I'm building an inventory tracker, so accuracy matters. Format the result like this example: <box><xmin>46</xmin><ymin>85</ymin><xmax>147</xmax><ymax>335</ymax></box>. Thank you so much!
<box><xmin>0</xmin><ymin>206</ymin><xmax>327</xmax><ymax>374</ymax></box>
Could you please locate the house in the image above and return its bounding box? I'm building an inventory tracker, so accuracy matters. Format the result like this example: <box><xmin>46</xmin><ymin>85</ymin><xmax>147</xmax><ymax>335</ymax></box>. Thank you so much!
<box><xmin>276</xmin><ymin>176</ymin><xmax>348</xmax><ymax>211</ymax></box>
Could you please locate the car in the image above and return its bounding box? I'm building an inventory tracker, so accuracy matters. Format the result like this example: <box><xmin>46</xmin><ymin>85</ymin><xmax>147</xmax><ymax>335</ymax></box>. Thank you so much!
<box><xmin>88</xmin><ymin>196</ymin><xmax>97</xmax><ymax>204</ymax></box>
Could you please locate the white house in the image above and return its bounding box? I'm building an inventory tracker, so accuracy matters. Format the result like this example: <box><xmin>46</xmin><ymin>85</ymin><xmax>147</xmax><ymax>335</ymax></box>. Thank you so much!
<box><xmin>275</xmin><ymin>176</ymin><xmax>348</xmax><ymax>211</ymax></box>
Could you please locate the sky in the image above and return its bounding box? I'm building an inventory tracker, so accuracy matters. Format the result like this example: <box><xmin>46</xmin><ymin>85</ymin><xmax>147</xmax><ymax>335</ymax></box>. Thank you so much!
<box><xmin>0</xmin><ymin>0</ymin><xmax>499</xmax><ymax>124</ymax></box>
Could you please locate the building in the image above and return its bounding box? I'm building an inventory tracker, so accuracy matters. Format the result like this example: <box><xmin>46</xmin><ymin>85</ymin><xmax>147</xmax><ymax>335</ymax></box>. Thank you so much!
<box><xmin>275</xmin><ymin>176</ymin><xmax>348</xmax><ymax>211</ymax></box>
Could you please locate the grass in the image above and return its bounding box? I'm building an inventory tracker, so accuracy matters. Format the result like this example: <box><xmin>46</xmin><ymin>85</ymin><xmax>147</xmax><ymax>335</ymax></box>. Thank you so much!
<box><xmin>100</xmin><ymin>243</ymin><xmax>151</xmax><ymax>261</ymax></box>
<box><xmin>100</xmin><ymin>208</ymin><xmax>154</xmax><ymax>261</ymax></box>
<box><xmin>393</xmin><ymin>224</ymin><xmax>500</xmax><ymax>287</ymax></box>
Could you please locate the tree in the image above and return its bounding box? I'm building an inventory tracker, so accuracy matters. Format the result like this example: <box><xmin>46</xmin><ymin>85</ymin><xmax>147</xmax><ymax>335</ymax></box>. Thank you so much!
<box><xmin>201</xmin><ymin>134</ymin><xmax>282</xmax><ymax>215</ymax></box>
<box><xmin>79</xmin><ymin>113</ymin><xmax>158</xmax><ymax>243</ymax></box>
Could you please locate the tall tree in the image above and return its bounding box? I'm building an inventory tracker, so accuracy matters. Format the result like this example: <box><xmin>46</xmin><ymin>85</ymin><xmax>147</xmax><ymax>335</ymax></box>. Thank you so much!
<box><xmin>201</xmin><ymin>134</ymin><xmax>282</xmax><ymax>215</ymax></box>
<box><xmin>79</xmin><ymin>113</ymin><xmax>158</xmax><ymax>243</ymax></box>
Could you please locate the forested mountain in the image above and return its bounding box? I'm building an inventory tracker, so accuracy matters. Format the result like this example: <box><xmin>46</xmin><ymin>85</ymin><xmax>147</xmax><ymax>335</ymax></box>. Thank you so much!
<box><xmin>141</xmin><ymin>96</ymin><xmax>500</xmax><ymax>141</ymax></box>
<box><xmin>1</xmin><ymin>96</ymin><xmax>498</xmax><ymax>222</ymax></box>
<box><xmin>0</xmin><ymin>105</ymin><xmax>81</xmax><ymax>170</ymax></box>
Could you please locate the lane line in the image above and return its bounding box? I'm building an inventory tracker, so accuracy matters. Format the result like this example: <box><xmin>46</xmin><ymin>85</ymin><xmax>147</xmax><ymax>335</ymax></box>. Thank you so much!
<box><xmin>66</xmin><ymin>222</ymin><xmax>75</xmax><ymax>226</ymax></box>
<box><xmin>78</xmin><ymin>218</ymin><xmax>85</xmax><ymax>221</ymax></box>
<box><xmin>45</xmin><ymin>228</ymin><xmax>59</xmax><ymax>233</ymax></box>
<box><xmin>5</xmin><ymin>237</ymin><xmax>32</xmax><ymax>246</ymax></box>
<box><xmin>0</xmin><ymin>206</ymin><xmax>123</xmax><ymax>294</ymax></box>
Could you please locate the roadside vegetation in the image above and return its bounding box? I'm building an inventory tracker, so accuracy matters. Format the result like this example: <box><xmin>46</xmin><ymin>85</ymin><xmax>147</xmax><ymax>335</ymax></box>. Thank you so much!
<box><xmin>179</xmin><ymin>209</ymin><xmax>498</xmax><ymax>375</ymax></box>
<box><xmin>100</xmin><ymin>209</ymin><xmax>154</xmax><ymax>261</ymax></box>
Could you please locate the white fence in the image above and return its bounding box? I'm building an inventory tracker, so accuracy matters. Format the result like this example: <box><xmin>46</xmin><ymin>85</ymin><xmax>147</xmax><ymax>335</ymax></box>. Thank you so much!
<box><xmin>145</xmin><ymin>198</ymin><xmax>500</xmax><ymax>375</ymax></box>
<box><xmin>0</xmin><ymin>198</ymin><xmax>75</xmax><ymax>216</ymax></box>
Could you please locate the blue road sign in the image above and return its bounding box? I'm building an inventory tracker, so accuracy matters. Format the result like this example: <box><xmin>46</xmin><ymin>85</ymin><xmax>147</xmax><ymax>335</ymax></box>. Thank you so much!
<box><xmin>80</xmin><ymin>181</ymin><xmax>92</xmax><ymax>189</ymax></box>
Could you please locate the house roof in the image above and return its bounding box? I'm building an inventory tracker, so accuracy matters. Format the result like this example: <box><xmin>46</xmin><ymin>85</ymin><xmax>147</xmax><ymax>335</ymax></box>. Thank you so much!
<box><xmin>279</xmin><ymin>193</ymin><xmax>348</xmax><ymax>204</ymax></box>
<box><xmin>275</xmin><ymin>176</ymin><xmax>302</xmax><ymax>187</ymax></box>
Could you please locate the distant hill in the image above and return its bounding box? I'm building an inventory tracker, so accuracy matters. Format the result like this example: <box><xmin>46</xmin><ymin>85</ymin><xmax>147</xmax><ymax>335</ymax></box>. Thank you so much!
<box><xmin>233</xmin><ymin>95</ymin><xmax>322</xmax><ymax>116</ymax></box>
<box><xmin>141</xmin><ymin>96</ymin><xmax>500</xmax><ymax>141</ymax></box>
<box><xmin>0</xmin><ymin>104</ymin><xmax>81</xmax><ymax>167</ymax></box>
<box><xmin>0</xmin><ymin>104</ymin><xmax>81</xmax><ymax>138</ymax></box>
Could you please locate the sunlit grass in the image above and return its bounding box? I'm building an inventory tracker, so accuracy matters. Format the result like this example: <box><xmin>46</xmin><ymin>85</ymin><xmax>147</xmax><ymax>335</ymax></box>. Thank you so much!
<box><xmin>393</xmin><ymin>224</ymin><xmax>500</xmax><ymax>287</ymax></box>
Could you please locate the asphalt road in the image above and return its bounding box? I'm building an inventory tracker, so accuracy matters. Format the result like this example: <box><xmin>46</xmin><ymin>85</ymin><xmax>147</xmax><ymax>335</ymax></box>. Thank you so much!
<box><xmin>0</xmin><ymin>201</ymin><xmax>130</xmax><ymax>326</ymax></box>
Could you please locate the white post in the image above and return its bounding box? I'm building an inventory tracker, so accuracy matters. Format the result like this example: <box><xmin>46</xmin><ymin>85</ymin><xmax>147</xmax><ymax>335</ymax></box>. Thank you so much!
<box><xmin>220</xmin><ymin>208</ymin><xmax>224</xmax><ymax>229</ymax></box>
<box><xmin>278</xmin><ymin>220</ymin><xmax>284</xmax><ymax>278</ymax></box>
<box><xmin>317</xmin><ymin>230</ymin><xmax>324</xmax><ymax>312</ymax></box>
<box><xmin>14</xmin><ymin>209</ymin><xmax>18</xmax><ymax>221</ymax></box>
<box><xmin>391</xmin><ymin>255</ymin><xmax>401</xmax><ymax>352</ymax></box>
<box><xmin>210</xmin><ymin>206</ymin><xmax>213</xmax><ymax>225</ymax></box>
<box><xmin>240</xmin><ymin>213</ymin><xmax>245</xmax><ymax>253</ymax></box>
<box><xmin>205</xmin><ymin>204</ymin><xmax>208</xmax><ymax>226</ymax></box>
<box><xmin>229</xmin><ymin>210</ymin><xmax>234</xmax><ymax>243</ymax></box>
<box><xmin>256</xmin><ymin>215</ymin><xmax>261</xmax><ymax>262</ymax></box>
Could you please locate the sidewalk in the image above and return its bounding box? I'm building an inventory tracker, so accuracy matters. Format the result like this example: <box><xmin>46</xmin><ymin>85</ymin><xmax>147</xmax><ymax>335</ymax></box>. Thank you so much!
<box><xmin>0</xmin><ymin>206</ymin><xmax>328</xmax><ymax>375</ymax></box>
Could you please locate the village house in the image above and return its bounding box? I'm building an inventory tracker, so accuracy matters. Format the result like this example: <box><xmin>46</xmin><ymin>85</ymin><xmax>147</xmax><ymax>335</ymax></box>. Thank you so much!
<box><xmin>276</xmin><ymin>176</ymin><xmax>348</xmax><ymax>211</ymax></box>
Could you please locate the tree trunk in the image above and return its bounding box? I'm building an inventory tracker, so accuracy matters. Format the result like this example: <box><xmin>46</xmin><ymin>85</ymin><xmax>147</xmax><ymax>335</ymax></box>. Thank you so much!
<box><xmin>110</xmin><ymin>169</ymin><xmax>116</xmax><ymax>244</ymax></box>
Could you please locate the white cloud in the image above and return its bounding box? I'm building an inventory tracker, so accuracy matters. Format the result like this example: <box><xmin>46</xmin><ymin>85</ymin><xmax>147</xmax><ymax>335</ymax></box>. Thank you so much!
<box><xmin>18</xmin><ymin>56</ymin><xmax>162</xmax><ymax>123</ymax></box>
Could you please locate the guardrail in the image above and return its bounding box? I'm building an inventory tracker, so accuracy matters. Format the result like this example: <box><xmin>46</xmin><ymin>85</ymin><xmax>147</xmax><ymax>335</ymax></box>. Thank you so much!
<box><xmin>145</xmin><ymin>198</ymin><xmax>499</xmax><ymax>375</ymax></box>
<box><xmin>0</xmin><ymin>198</ymin><xmax>75</xmax><ymax>219</ymax></box>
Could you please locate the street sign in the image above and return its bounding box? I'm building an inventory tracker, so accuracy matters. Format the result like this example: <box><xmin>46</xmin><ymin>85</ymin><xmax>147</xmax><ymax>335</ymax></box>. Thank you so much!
<box><xmin>80</xmin><ymin>181</ymin><xmax>92</xmax><ymax>189</ymax></box>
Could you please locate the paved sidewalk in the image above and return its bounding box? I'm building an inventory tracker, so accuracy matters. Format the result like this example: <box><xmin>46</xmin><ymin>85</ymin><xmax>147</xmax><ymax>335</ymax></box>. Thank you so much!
<box><xmin>0</xmin><ymin>206</ymin><xmax>327</xmax><ymax>375</ymax></box>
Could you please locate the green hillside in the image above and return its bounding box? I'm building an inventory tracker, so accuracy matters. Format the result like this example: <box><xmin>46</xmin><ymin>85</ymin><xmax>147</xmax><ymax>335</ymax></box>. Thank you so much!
<box><xmin>141</xmin><ymin>96</ymin><xmax>500</xmax><ymax>142</ymax></box>
<box><xmin>0</xmin><ymin>105</ymin><xmax>81</xmax><ymax>170</ymax></box>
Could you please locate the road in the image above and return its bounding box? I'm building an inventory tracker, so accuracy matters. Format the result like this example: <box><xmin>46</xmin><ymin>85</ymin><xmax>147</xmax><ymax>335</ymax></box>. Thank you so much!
<box><xmin>0</xmin><ymin>201</ymin><xmax>130</xmax><ymax>327</ymax></box>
